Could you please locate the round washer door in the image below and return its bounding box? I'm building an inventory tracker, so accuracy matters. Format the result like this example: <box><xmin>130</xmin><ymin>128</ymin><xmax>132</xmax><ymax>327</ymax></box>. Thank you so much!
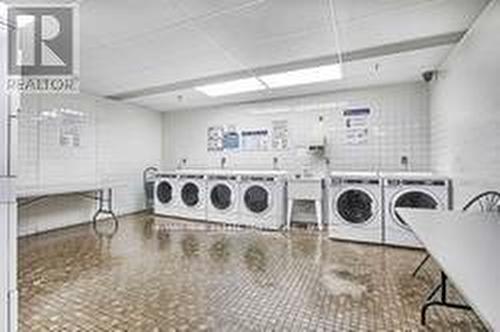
<box><xmin>210</xmin><ymin>183</ymin><xmax>233</xmax><ymax>210</ymax></box>
<box><xmin>156</xmin><ymin>181</ymin><xmax>173</xmax><ymax>204</ymax></box>
<box><xmin>244</xmin><ymin>185</ymin><xmax>270</xmax><ymax>214</ymax></box>
<box><xmin>181</xmin><ymin>182</ymin><xmax>200</xmax><ymax>207</ymax></box>
<box><xmin>392</xmin><ymin>190</ymin><xmax>439</xmax><ymax>228</ymax></box>
<box><xmin>335</xmin><ymin>188</ymin><xmax>375</xmax><ymax>225</ymax></box>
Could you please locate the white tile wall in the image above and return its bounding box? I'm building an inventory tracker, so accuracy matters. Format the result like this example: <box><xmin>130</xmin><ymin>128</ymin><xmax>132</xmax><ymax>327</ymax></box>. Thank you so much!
<box><xmin>18</xmin><ymin>93</ymin><xmax>162</xmax><ymax>236</ymax></box>
<box><xmin>430</xmin><ymin>0</ymin><xmax>500</xmax><ymax>208</ymax></box>
<box><xmin>163</xmin><ymin>83</ymin><xmax>431</xmax><ymax>174</ymax></box>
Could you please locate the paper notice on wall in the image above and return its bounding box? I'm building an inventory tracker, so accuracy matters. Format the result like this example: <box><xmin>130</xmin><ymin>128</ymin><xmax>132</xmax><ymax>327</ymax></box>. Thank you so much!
<box><xmin>59</xmin><ymin>110</ymin><xmax>88</xmax><ymax>147</ymax></box>
<box><xmin>271</xmin><ymin>120</ymin><xmax>288</xmax><ymax>150</ymax></box>
<box><xmin>59</xmin><ymin>125</ymin><xmax>80</xmax><ymax>147</ymax></box>
<box><xmin>223</xmin><ymin>125</ymin><xmax>240</xmax><ymax>151</ymax></box>
<box><xmin>241</xmin><ymin>129</ymin><xmax>269</xmax><ymax>151</ymax></box>
<box><xmin>208</xmin><ymin>125</ymin><xmax>224</xmax><ymax>151</ymax></box>
<box><xmin>343</xmin><ymin>108</ymin><xmax>370</xmax><ymax>145</ymax></box>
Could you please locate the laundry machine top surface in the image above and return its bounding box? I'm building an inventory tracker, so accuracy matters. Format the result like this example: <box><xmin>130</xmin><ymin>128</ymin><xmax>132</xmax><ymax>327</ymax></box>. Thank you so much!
<box><xmin>207</xmin><ymin>174</ymin><xmax>238</xmax><ymax>181</ymax></box>
<box><xmin>330</xmin><ymin>171</ymin><xmax>379</xmax><ymax>178</ymax></box>
<box><xmin>157</xmin><ymin>172</ymin><xmax>178</xmax><ymax>178</ymax></box>
<box><xmin>379</xmin><ymin>171</ymin><xmax>449</xmax><ymax>180</ymax></box>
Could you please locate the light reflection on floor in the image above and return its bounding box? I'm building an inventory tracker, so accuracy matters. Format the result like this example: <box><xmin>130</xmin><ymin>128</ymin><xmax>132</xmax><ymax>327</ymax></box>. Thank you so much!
<box><xmin>19</xmin><ymin>213</ymin><xmax>486</xmax><ymax>331</ymax></box>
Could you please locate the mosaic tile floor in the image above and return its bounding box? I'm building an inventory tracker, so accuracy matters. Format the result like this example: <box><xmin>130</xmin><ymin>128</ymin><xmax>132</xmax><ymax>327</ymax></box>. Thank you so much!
<box><xmin>19</xmin><ymin>214</ymin><xmax>487</xmax><ymax>331</ymax></box>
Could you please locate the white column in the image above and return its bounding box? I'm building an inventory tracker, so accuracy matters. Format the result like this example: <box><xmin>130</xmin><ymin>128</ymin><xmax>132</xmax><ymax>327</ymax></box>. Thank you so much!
<box><xmin>0</xmin><ymin>4</ymin><xmax>18</xmax><ymax>331</ymax></box>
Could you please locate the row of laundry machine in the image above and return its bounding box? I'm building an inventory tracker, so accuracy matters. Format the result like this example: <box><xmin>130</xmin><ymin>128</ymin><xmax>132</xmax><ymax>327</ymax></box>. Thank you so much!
<box><xmin>154</xmin><ymin>169</ymin><xmax>450</xmax><ymax>249</ymax></box>
<box><xmin>328</xmin><ymin>171</ymin><xmax>451</xmax><ymax>248</ymax></box>
<box><xmin>154</xmin><ymin>170</ymin><xmax>287</xmax><ymax>230</ymax></box>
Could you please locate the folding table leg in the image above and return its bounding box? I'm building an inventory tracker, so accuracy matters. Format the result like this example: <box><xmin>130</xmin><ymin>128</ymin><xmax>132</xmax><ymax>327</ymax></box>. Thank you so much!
<box><xmin>412</xmin><ymin>254</ymin><xmax>431</xmax><ymax>277</ymax></box>
<box><xmin>421</xmin><ymin>271</ymin><xmax>472</xmax><ymax>325</ymax></box>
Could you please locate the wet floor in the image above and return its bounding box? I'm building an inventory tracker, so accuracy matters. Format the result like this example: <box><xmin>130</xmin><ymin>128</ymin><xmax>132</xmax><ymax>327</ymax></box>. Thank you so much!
<box><xmin>19</xmin><ymin>213</ymin><xmax>486</xmax><ymax>331</ymax></box>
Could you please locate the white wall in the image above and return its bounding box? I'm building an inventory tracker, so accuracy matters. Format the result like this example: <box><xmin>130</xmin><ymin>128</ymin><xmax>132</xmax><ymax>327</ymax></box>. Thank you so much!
<box><xmin>430</xmin><ymin>0</ymin><xmax>500</xmax><ymax>208</ymax></box>
<box><xmin>163</xmin><ymin>83</ymin><xmax>430</xmax><ymax>174</ymax></box>
<box><xmin>18</xmin><ymin>93</ymin><xmax>162</xmax><ymax>236</ymax></box>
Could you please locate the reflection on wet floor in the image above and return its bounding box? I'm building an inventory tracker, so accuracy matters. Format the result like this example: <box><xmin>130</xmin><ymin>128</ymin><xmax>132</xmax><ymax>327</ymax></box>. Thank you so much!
<box><xmin>19</xmin><ymin>213</ymin><xmax>487</xmax><ymax>331</ymax></box>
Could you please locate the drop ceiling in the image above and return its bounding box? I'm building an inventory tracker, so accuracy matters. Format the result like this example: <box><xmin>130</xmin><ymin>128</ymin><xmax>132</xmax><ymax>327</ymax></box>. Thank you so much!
<box><xmin>4</xmin><ymin>0</ymin><xmax>491</xmax><ymax>111</ymax></box>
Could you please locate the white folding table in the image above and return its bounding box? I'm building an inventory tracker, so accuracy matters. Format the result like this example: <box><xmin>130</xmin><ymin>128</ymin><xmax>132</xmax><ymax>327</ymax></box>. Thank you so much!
<box><xmin>397</xmin><ymin>208</ymin><xmax>500</xmax><ymax>331</ymax></box>
<box><xmin>17</xmin><ymin>181</ymin><xmax>124</xmax><ymax>227</ymax></box>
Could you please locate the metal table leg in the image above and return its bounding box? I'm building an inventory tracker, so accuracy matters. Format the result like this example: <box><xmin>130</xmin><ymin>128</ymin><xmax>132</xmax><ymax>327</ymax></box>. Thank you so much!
<box><xmin>421</xmin><ymin>271</ymin><xmax>472</xmax><ymax>325</ymax></box>
<box><xmin>412</xmin><ymin>254</ymin><xmax>431</xmax><ymax>277</ymax></box>
<box><xmin>92</xmin><ymin>188</ymin><xmax>119</xmax><ymax>237</ymax></box>
<box><xmin>92</xmin><ymin>188</ymin><xmax>119</xmax><ymax>223</ymax></box>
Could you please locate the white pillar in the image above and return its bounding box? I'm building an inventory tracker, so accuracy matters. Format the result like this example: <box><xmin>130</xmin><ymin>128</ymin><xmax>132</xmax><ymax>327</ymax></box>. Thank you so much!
<box><xmin>0</xmin><ymin>3</ymin><xmax>18</xmax><ymax>331</ymax></box>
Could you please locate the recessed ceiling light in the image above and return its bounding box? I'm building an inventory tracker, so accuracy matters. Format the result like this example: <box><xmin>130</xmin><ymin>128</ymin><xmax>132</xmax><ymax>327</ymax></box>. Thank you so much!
<box><xmin>195</xmin><ymin>77</ymin><xmax>266</xmax><ymax>97</ymax></box>
<box><xmin>260</xmin><ymin>64</ymin><xmax>342</xmax><ymax>88</ymax></box>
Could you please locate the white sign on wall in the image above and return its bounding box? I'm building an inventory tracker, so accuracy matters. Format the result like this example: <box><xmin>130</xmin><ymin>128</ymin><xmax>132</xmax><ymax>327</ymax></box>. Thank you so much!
<box><xmin>271</xmin><ymin>120</ymin><xmax>289</xmax><ymax>150</ymax></box>
<box><xmin>343</xmin><ymin>107</ymin><xmax>371</xmax><ymax>145</ymax></box>
<box><xmin>241</xmin><ymin>129</ymin><xmax>269</xmax><ymax>151</ymax></box>
<box><xmin>207</xmin><ymin>125</ymin><xmax>224</xmax><ymax>151</ymax></box>
<box><xmin>223</xmin><ymin>125</ymin><xmax>240</xmax><ymax>151</ymax></box>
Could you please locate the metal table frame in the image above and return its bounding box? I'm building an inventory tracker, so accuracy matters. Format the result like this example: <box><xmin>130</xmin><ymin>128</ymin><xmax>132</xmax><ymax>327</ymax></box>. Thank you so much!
<box><xmin>421</xmin><ymin>271</ymin><xmax>471</xmax><ymax>325</ymax></box>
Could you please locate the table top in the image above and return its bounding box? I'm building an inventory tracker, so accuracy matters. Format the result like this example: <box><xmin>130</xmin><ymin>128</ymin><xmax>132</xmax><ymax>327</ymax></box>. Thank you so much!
<box><xmin>17</xmin><ymin>181</ymin><xmax>126</xmax><ymax>198</ymax></box>
<box><xmin>397</xmin><ymin>208</ymin><xmax>500</xmax><ymax>331</ymax></box>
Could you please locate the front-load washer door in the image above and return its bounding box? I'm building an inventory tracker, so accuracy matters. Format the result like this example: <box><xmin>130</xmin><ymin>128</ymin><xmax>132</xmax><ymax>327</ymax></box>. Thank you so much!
<box><xmin>181</xmin><ymin>182</ymin><xmax>200</xmax><ymax>207</ymax></box>
<box><xmin>157</xmin><ymin>181</ymin><xmax>173</xmax><ymax>205</ymax></box>
<box><xmin>335</xmin><ymin>188</ymin><xmax>375</xmax><ymax>226</ymax></box>
<box><xmin>244</xmin><ymin>185</ymin><xmax>270</xmax><ymax>214</ymax></box>
<box><xmin>211</xmin><ymin>183</ymin><xmax>232</xmax><ymax>210</ymax></box>
<box><xmin>391</xmin><ymin>190</ymin><xmax>438</xmax><ymax>229</ymax></box>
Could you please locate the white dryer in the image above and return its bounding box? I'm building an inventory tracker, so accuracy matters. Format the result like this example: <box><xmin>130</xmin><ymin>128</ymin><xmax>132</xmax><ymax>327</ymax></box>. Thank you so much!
<box><xmin>177</xmin><ymin>173</ymin><xmax>207</xmax><ymax>221</ymax></box>
<box><xmin>328</xmin><ymin>172</ymin><xmax>383</xmax><ymax>244</ymax></box>
<box><xmin>154</xmin><ymin>172</ymin><xmax>179</xmax><ymax>217</ymax></box>
<box><xmin>206</xmin><ymin>174</ymin><xmax>239</xmax><ymax>225</ymax></box>
<box><xmin>383</xmin><ymin>173</ymin><xmax>450</xmax><ymax>248</ymax></box>
<box><xmin>239</xmin><ymin>173</ymin><xmax>286</xmax><ymax>230</ymax></box>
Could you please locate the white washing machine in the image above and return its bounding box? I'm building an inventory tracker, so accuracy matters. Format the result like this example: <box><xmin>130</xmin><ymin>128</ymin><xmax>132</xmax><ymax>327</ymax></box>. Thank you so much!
<box><xmin>154</xmin><ymin>172</ymin><xmax>179</xmax><ymax>217</ymax></box>
<box><xmin>206</xmin><ymin>174</ymin><xmax>239</xmax><ymax>224</ymax></box>
<box><xmin>328</xmin><ymin>172</ymin><xmax>383</xmax><ymax>244</ymax></box>
<box><xmin>239</xmin><ymin>173</ymin><xmax>286</xmax><ymax>230</ymax></box>
<box><xmin>177</xmin><ymin>173</ymin><xmax>207</xmax><ymax>221</ymax></box>
<box><xmin>382</xmin><ymin>173</ymin><xmax>450</xmax><ymax>248</ymax></box>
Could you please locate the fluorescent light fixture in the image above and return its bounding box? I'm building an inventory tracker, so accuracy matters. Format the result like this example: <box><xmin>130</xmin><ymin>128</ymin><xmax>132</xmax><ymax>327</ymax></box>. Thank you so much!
<box><xmin>195</xmin><ymin>77</ymin><xmax>266</xmax><ymax>97</ymax></box>
<box><xmin>260</xmin><ymin>64</ymin><xmax>342</xmax><ymax>88</ymax></box>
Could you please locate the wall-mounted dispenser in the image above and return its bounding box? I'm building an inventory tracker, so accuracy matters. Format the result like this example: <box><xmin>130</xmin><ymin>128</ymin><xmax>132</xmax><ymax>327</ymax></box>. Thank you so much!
<box><xmin>307</xmin><ymin>115</ymin><xmax>326</xmax><ymax>156</ymax></box>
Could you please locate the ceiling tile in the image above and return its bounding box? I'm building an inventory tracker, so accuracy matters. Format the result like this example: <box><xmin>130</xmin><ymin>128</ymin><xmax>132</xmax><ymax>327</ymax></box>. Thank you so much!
<box><xmin>336</xmin><ymin>0</ymin><xmax>490</xmax><ymax>52</ymax></box>
<box><xmin>81</xmin><ymin>0</ymin><xmax>185</xmax><ymax>49</ymax></box>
